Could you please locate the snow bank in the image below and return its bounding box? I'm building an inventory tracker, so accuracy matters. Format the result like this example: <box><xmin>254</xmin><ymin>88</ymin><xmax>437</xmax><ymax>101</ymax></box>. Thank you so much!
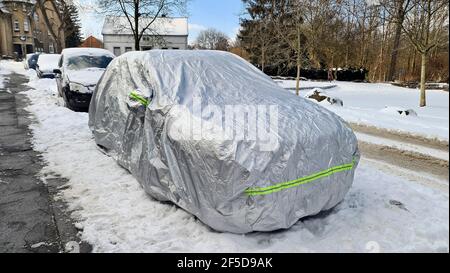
<box><xmin>279</xmin><ymin>80</ymin><xmax>450</xmax><ymax>142</ymax></box>
<box><xmin>23</xmin><ymin>76</ymin><xmax>449</xmax><ymax>253</ymax></box>
<box><xmin>1</xmin><ymin>60</ymin><xmax>30</xmax><ymax>89</ymax></box>
<box><xmin>1</xmin><ymin>60</ymin><xmax>37</xmax><ymax>85</ymax></box>
<box><xmin>305</xmin><ymin>88</ymin><xmax>344</xmax><ymax>107</ymax></box>
<box><xmin>380</xmin><ymin>107</ymin><xmax>418</xmax><ymax>117</ymax></box>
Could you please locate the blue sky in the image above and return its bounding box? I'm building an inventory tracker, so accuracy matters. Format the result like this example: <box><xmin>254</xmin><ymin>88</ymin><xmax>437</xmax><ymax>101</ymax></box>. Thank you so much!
<box><xmin>187</xmin><ymin>0</ymin><xmax>243</xmax><ymax>42</ymax></box>
<box><xmin>76</xmin><ymin>0</ymin><xmax>244</xmax><ymax>44</ymax></box>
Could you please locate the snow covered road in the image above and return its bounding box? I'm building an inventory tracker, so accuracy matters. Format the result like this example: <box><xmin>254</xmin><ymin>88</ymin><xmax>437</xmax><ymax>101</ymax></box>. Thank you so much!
<box><xmin>1</xmin><ymin>61</ymin><xmax>448</xmax><ymax>253</ymax></box>
<box><xmin>356</xmin><ymin>132</ymin><xmax>449</xmax><ymax>161</ymax></box>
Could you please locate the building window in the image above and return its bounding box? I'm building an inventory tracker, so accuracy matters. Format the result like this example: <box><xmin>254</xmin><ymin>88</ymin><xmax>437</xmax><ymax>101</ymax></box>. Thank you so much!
<box><xmin>24</xmin><ymin>20</ymin><xmax>29</xmax><ymax>32</ymax></box>
<box><xmin>49</xmin><ymin>43</ymin><xmax>55</xmax><ymax>54</ymax></box>
<box><xmin>172</xmin><ymin>47</ymin><xmax>180</xmax><ymax>50</ymax></box>
<box><xmin>113</xmin><ymin>47</ymin><xmax>121</xmax><ymax>56</ymax></box>
<box><xmin>125</xmin><ymin>47</ymin><xmax>132</xmax><ymax>53</ymax></box>
<box><xmin>14</xmin><ymin>20</ymin><xmax>20</xmax><ymax>32</ymax></box>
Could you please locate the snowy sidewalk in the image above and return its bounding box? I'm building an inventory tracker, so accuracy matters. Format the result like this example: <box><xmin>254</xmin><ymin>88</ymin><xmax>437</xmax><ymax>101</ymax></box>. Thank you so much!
<box><xmin>0</xmin><ymin>70</ymin><xmax>90</xmax><ymax>253</ymax></box>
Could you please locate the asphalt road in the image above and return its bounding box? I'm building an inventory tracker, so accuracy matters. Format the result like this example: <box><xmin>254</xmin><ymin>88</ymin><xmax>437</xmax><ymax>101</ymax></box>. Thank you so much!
<box><xmin>0</xmin><ymin>72</ymin><xmax>91</xmax><ymax>253</ymax></box>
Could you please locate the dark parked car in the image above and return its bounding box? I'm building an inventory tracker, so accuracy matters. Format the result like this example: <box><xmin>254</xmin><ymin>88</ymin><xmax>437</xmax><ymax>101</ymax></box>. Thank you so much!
<box><xmin>54</xmin><ymin>48</ymin><xmax>115</xmax><ymax>111</ymax></box>
<box><xmin>24</xmin><ymin>53</ymin><xmax>41</xmax><ymax>70</ymax></box>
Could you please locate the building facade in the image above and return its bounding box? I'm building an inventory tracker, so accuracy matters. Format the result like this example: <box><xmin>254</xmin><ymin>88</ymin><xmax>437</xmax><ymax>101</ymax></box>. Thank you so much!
<box><xmin>0</xmin><ymin>0</ymin><xmax>64</xmax><ymax>58</ymax></box>
<box><xmin>102</xmin><ymin>16</ymin><xmax>188</xmax><ymax>56</ymax></box>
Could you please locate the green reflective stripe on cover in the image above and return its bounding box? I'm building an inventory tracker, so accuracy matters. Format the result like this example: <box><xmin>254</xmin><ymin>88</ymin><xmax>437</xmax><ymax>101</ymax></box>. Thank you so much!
<box><xmin>130</xmin><ymin>92</ymin><xmax>149</xmax><ymax>106</ymax></box>
<box><xmin>245</xmin><ymin>159</ymin><xmax>356</xmax><ymax>196</ymax></box>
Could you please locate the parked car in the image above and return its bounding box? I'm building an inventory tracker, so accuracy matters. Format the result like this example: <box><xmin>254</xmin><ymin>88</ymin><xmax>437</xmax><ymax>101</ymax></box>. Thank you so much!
<box><xmin>54</xmin><ymin>48</ymin><xmax>115</xmax><ymax>111</ymax></box>
<box><xmin>36</xmin><ymin>54</ymin><xmax>61</xmax><ymax>79</ymax></box>
<box><xmin>89</xmin><ymin>50</ymin><xmax>360</xmax><ymax>233</ymax></box>
<box><xmin>23</xmin><ymin>53</ymin><xmax>41</xmax><ymax>70</ymax></box>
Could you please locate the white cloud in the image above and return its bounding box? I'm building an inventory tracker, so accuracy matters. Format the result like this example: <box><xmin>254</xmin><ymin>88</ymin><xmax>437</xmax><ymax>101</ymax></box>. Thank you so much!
<box><xmin>188</xmin><ymin>23</ymin><xmax>208</xmax><ymax>44</ymax></box>
<box><xmin>188</xmin><ymin>23</ymin><xmax>207</xmax><ymax>32</ymax></box>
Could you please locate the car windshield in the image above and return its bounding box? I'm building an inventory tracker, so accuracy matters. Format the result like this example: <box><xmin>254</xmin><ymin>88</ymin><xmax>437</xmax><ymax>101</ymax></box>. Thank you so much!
<box><xmin>66</xmin><ymin>55</ymin><xmax>113</xmax><ymax>70</ymax></box>
<box><xmin>29</xmin><ymin>54</ymin><xmax>40</xmax><ymax>63</ymax></box>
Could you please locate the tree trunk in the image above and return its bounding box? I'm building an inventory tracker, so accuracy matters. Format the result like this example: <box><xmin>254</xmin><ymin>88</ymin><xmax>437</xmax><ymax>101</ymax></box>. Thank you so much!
<box><xmin>296</xmin><ymin>62</ymin><xmax>301</xmax><ymax>96</ymax></box>
<box><xmin>261</xmin><ymin>46</ymin><xmax>265</xmax><ymax>73</ymax></box>
<box><xmin>295</xmin><ymin>27</ymin><xmax>301</xmax><ymax>96</ymax></box>
<box><xmin>388</xmin><ymin>1</ymin><xmax>405</xmax><ymax>82</ymax></box>
<box><xmin>135</xmin><ymin>36</ymin><xmax>140</xmax><ymax>51</ymax></box>
<box><xmin>134</xmin><ymin>2</ymin><xmax>140</xmax><ymax>51</ymax></box>
<box><xmin>37</xmin><ymin>0</ymin><xmax>63</xmax><ymax>53</ymax></box>
<box><xmin>411</xmin><ymin>50</ymin><xmax>417</xmax><ymax>76</ymax></box>
<box><xmin>419</xmin><ymin>53</ymin><xmax>427</xmax><ymax>107</ymax></box>
<box><xmin>388</xmin><ymin>23</ymin><xmax>402</xmax><ymax>82</ymax></box>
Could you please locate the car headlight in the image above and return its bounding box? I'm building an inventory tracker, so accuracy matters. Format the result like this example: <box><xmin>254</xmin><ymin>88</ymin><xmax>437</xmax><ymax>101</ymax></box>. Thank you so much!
<box><xmin>69</xmin><ymin>82</ymin><xmax>88</xmax><ymax>93</ymax></box>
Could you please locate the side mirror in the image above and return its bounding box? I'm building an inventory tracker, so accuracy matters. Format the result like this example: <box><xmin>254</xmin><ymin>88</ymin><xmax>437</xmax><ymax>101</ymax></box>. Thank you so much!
<box><xmin>53</xmin><ymin>69</ymin><xmax>62</xmax><ymax>74</ymax></box>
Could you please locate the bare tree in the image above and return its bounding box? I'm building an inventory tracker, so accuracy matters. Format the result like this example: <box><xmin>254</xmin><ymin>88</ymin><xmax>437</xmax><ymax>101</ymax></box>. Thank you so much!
<box><xmin>379</xmin><ymin>0</ymin><xmax>413</xmax><ymax>82</ymax></box>
<box><xmin>238</xmin><ymin>0</ymin><xmax>448</xmax><ymax>86</ymax></box>
<box><xmin>239</xmin><ymin>0</ymin><xmax>280</xmax><ymax>74</ymax></box>
<box><xmin>194</xmin><ymin>28</ymin><xmax>230</xmax><ymax>51</ymax></box>
<box><xmin>97</xmin><ymin>0</ymin><xmax>187</xmax><ymax>50</ymax></box>
<box><xmin>36</xmin><ymin>0</ymin><xmax>64</xmax><ymax>53</ymax></box>
<box><xmin>273</xmin><ymin>0</ymin><xmax>304</xmax><ymax>96</ymax></box>
<box><xmin>399</xmin><ymin>0</ymin><xmax>448</xmax><ymax>107</ymax></box>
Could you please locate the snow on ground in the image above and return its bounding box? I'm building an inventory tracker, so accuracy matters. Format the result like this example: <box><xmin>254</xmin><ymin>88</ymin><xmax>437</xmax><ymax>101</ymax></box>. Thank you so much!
<box><xmin>356</xmin><ymin>132</ymin><xmax>449</xmax><ymax>161</ymax></box>
<box><xmin>19</xmin><ymin>73</ymin><xmax>449</xmax><ymax>253</ymax></box>
<box><xmin>278</xmin><ymin>80</ymin><xmax>449</xmax><ymax>142</ymax></box>
<box><xmin>0</xmin><ymin>61</ymin><xmax>10</xmax><ymax>89</ymax></box>
<box><xmin>0</xmin><ymin>60</ymin><xmax>28</xmax><ymax>75</ymax></box>
<box><xmin>1</xmin><ymin>60</ymin><xmax>36</xmax><ymax>88</ymax></box>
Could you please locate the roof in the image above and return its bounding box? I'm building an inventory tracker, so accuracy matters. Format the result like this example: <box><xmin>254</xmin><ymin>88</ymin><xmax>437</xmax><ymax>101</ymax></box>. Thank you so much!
<box><xmin>81</xmin><ymin>36</ymin><xmax>104</xmax><ymax>48</ymax></box>
<box><xmin>0</xmin><ymin>0</ymin><xmax>8</xmax><ymax>13</ymax></box>
<box><xmin>0</xmin><ymin>0</ymin><xmax>37</xmax><ymax>13</ymax></box>
<box><xmin>102</xmin><ymin>16</ymin><xmax>188</xmax><ymax>36</ymax></box>
<box><xmin>83</xmin><ymin>35</ymin><xmax>102</xmax><ymax>41</ymax></box>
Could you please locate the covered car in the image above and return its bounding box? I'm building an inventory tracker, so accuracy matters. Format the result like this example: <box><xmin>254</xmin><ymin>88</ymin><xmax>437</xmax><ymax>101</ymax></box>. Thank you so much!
<box><xmin>89</xmin><ymin>50</ymin><xmax>360</xmax><ymax>234</ymax></box>
<box><xmin>36</xmin><ymin>54</ymin><xmax>61</xmax><ymax>78</ymax></box>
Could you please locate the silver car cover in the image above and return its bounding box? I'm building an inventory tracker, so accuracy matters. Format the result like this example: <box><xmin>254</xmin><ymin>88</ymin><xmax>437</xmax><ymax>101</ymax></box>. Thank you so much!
<box><xmin>89</xmin><ymin>50</ymin><xmax>360</xmax><ymax>234</ymax></box>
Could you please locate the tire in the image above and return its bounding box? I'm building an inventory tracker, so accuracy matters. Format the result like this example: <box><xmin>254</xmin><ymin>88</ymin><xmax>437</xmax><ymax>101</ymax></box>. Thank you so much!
<box><xmin>61</xmin><ymin>87</ymin><xmax>72</xmax><ymax>110</ymax></box>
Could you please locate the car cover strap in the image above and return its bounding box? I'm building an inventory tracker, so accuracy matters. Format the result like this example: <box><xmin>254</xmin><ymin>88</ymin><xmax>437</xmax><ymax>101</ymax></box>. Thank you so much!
<box><xmin>130</xmin><ymin>91</ymin><xmax>150</xmax><ymax>107</ymax></box>
<box><xmin>245</xmin><ymin>159</ymin><xmax>357</xmax><ymax>196</ymax></box>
